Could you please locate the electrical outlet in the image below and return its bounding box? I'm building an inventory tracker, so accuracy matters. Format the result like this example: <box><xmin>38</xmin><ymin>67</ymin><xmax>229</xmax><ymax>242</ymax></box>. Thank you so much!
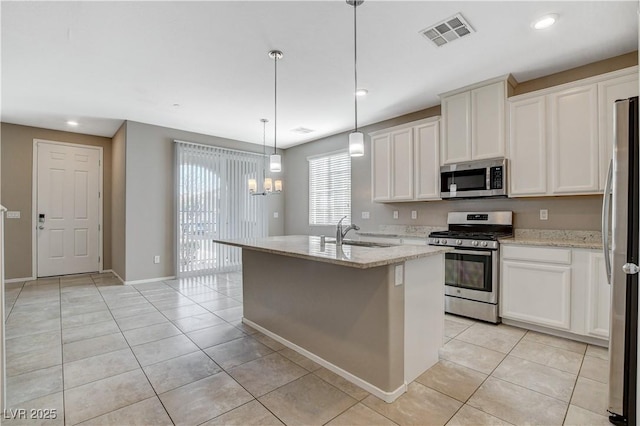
<box><xmin>273</xmin><ymin>212</ymin><xmax>279</xmax><ymax>218</ymax></box>
<box><xmin>154</xmin><ymin>255</ymin><xmax>160</xmax><ymax>264</ymax></box>
<box><xmin>393</xmin><ymin>211</ymin><xmax>399</xmax><ymax>219</ymax></box>
<box><xmin>361</xmin><ymin>211</ymin><xmax>370</xmax><ymax>219</ymax></box>
<box><xmin>411</xmin><ymin>211</ymin><xmax>417</xmax><ymax>220</ymax></box>
<box><xmin>540</xmin><ymin>209</ymin><xmax>548</xmax><ymax>220</ymax></box>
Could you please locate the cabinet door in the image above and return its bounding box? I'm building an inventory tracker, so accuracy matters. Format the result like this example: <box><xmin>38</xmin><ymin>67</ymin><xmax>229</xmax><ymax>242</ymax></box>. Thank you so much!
<box><xmin>391</xmin><ymin>128</ymin><xmax>414</xmax><ymax>201</ymax></box>
<box><xmin>549</xmin><ymin>85</ymin><xmax>599</xmax><ymax>194</ymax></box>
<box><xmin>598</xmin><ymin>73</ymin><xmax>639</xmax><ymax>190</ymax></box>
<box><xmin>501</xmin><ymin>260</ymin><xmax>572</xmax><ymax>330</ymax></box>
<box><xmin>414</xmin><ymin>121</ymin><xmax>440</xmax><ymax>200</ymax></box>
<box><xmin>441</xmin><ymin>91</ymin><xmax>471</xmax><ymax>164</ymax></box>
<box><xmin>585</xmin><ymin>252</ymin><xmax>611</xmax><ymax>338</ymax></box>
<box><xmin>371</xmin><ymin>133</ymin><xmax>391</xmax><ymax>201</ymax></box>
<box><xmin>508</xmin><ymin>96</ymin><xmax>547</xmax><ymax>196</ymax></box>
<box><xmin>472</xmin><ymin>81</ymin><xmax>506</xmax><ymax>160</ymax></box>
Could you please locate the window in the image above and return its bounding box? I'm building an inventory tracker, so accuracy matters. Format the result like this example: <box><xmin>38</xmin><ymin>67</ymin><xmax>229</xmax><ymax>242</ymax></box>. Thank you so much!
<box><xmin>308</xmin><ymin>150</ymin><xmax>351</xmax><ymax>226</ymax></box>
<box><xmin>176</xmin><ymin>141</ymin><xmax>267</xmax><ymax>275</ymax></box>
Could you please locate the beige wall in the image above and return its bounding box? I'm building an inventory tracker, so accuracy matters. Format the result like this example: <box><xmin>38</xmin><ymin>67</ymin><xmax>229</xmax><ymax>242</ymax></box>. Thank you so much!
<box><xmin>111</xmin><ymin>123</ymin><xmax>127</xmax><ymax>279</ymax></box>
<box><xmin>118</xmin><ymin>121</ymin><xmax>285</xmax><ymax>282</ymax></box>
<box><xmin>283</xmin><ymin>53</ymin><xmax>637</xmax><ymax>237</ymax></box>
<box><xmin>0</xmin><ymin>123</ymin><xmax>113</xmax><ymax>280</ymax></box>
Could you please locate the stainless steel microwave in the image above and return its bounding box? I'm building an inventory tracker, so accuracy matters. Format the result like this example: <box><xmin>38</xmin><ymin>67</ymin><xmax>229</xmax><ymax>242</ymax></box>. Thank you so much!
<box><xmin>440</xmin><ymin>158</ymin><xmax>507</xmax><ymax>199</ymax></box>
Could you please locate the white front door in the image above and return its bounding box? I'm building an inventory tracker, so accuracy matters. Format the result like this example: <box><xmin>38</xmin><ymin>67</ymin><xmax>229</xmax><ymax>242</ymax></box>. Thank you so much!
<box><xmin>36</xmin><ymin>141</ymin><xmax>101</xmax><ymax>277</ymax></box>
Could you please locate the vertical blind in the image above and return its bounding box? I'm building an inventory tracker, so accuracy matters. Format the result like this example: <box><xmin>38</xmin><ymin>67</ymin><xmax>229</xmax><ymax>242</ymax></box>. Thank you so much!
<box><xmin>176</xmin><ymin>141</ymin><xmax>267</xmax><ymax>275</ymax></box>
<box><xmin>308</xmin><ymin>150</ymin><xmax>351</xmax><ymax>226</ymax></box>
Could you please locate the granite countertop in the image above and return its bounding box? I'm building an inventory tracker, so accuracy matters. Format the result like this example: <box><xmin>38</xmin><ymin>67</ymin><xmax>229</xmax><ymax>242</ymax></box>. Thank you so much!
<box><xmin>357</xmin><ymin>225</ymin><xmax>446</xmax><ymax>240</ymax></box>
<box><xmin>213</xmin><ymin>235</ymin><xmax>451</xmax><ymax>269</ymax></box>
<box><xmin>499</xmin><ymin>229</ymin><xmax>604</xmax><ymax>249</ymax></box>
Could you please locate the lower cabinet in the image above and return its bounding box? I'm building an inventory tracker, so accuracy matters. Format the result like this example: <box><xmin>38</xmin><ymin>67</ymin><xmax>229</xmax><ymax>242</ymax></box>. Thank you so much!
<box><xmin>501</xmin><ymin>245</ymin><xmax>610</xmax><ymax>341</ymax></box>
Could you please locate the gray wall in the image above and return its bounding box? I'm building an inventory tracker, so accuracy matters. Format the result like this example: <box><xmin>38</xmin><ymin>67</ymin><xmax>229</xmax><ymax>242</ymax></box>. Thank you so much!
<box><xmin>283</xmin><ymin>53</ymin><xmax>639</xmax><ymax>237</ymax></box>
<box><xmin>116</xmin><ymin>120</ymin><xmax>285</xmax><ymax>282</ymax></box>
<box><xmin>111</xmin><ymin>123</ymin><xmax>127</xmax><ymax>279</ymax></box>
<box><xmin>0</xmin><ymin>123</ymin><xmax>113</xmax><ymax>280</ymax></box>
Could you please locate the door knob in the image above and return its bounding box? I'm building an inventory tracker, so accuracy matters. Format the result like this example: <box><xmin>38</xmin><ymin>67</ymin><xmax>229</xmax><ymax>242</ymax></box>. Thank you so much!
<box><xmin>622</xmin><ymin>263</ymin><xmax>640</xmax><ymax>275</ymax></box>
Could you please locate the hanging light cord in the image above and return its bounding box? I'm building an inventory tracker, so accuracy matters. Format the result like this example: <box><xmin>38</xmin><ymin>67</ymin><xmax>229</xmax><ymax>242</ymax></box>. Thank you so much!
<box><xmin>353</xmin><ymin>1</ymin><xmax>358</xmax><ymax>133</ymax></box>
<box><xmin>273</xmin><ymin>54</ymin><xmax>278</xmax><ymax>155</ymax></box>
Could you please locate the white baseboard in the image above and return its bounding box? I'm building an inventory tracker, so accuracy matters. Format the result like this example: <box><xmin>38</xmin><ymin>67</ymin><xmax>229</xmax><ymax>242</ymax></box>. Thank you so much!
<box><xmin>5</xmin><ymin>277</ymin><xmax>36</xmax><ymax>284</ymax></box>
<box><xmin>501</xmin><ymin>318</ymin><xmax>608</xmax><ymax>347</ymax></box>
<box><xmin>123</xmin><ymin>275</ymin><xmax>176</xmax><ymax>285</ymax></box>
<box><xmin>109</xmin><ymin>270</ymin><xmax>124</xmax><ymax>284</ymax></box>
<box><xmin>242</xmin><ymin>318</ymin><xmax>407</xmax><ymax>403</ymax></box>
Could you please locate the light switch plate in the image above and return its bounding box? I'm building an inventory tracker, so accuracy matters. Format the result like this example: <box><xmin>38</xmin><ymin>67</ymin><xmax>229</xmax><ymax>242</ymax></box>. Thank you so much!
<box><xmin>411</xmin><ymin>211</ymin><xmax>417</xmax><ymax>219</ymax></box>
<box><xmin>273</xmin><ymin>212</ymin><xmax>279</xmax><ymax>218</ymax></box>
<box><xmin>394</xmin><ymin>264</ymin><xmax>404</xmax><ymax>286</ymax></box>
<box><xmin>540</xmin><ymin>209</ymin><xmax>548</xmax><ymax>220</ymax></box>
<box><xmin>154</xmin><ymin>256</ymin><xmax>160</xmax><ymax>264</ymax></box>
<box><xmin>361</xmin><ymin>211</ymin><xmax>370</xmax><ymax>219</ymax></box>
<box><xmin>6</xmin><ymin>211</ymin><xmax>20</xmax><ymax>219</ymax></box>
<box><xmin>393</xmin><ymin>211</ymin><xmax>399</xmax><ymax>219</ymax></box>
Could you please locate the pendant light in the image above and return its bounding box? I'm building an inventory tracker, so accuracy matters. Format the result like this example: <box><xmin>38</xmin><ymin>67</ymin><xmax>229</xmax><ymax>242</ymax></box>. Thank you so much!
<box><xmin>347</xmin><ymin>0</ymin><xmax>364</xmax><ymax>157</ymax></box>
<box><xmin>269</xmin><ymin>50</ymin><xmax>283</xmax><ymax>172</ymax></box>
<box><xmin>250</xmin><ymin>118</ymin><xmax>282</xmax><ymax>196</ymax></box>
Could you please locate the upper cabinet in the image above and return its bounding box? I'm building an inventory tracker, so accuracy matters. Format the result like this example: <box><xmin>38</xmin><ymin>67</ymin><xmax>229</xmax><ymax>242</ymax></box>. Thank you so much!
<box><xmin>508</xmin><ymin>66</ymin><xmax>639</xmax><ymax>197</ymax></box>
<box><xmin>440</xmin><ymin>76</ymin><xmax>515</xmax><ymax>164</ymax></box>
<box><xmin>370</xmin><ymin>117</ymin><xmax>440</xmax><ymax>203</ymax></box>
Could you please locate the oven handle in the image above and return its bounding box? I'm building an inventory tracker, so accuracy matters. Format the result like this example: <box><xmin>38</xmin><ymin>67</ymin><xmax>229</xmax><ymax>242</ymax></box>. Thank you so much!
<box><xmin>448</xmin><ymin>249</ymin><xmax>492</xmax><ymax>257</ymax></box>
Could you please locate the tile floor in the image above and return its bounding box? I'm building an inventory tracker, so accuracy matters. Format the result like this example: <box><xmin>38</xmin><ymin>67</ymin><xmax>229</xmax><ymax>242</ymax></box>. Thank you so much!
<box><xmin>3</xmin><ymin>272</ymin><xmax>611</xmax><ymax>425</ymax></box>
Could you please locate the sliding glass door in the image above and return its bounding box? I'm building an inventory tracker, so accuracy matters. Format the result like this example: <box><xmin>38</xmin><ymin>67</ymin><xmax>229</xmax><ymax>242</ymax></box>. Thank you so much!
<box><xmin>176</xmin><ymin>141</ymin><xmax>267</xmax><ymax>275</ymax></box>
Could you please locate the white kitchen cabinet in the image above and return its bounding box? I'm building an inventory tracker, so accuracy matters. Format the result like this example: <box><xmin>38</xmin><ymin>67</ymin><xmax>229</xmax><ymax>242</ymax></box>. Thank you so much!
<box><xmin>370</xmin><ymin>117</ymin><xmax>440</xmax><ymax>202</ymax></box>
<box><xmin>501</xmin><ymin>247</ymin><xmax>572</xmax><ymax>330</ymax></box>
<box><xmin>598</xmin><ymin>73</ymin><xmax>639</xmax><ymax>189</ymax></box>
<box><xmin>414</xmin><ymin>121</ymin><xmax>441</xmax><ymax>200</ymax></box>
<box><xmin>549</xmin><ymin>85</ymin><xmax>599</xmax><ymax>194</ymax></box>
<box><xmin>440</xmin><ymin>76</ymin><xmax>513</xmax><ymax>165</ymax></box>
<box><xmin>508</xmin><ymin>66</ymin><xmax>638</xmax><ymax>197</ymax></box>
<box><xmin>501</xmin><ymin>245</ymin><xmax>611</xmax><ymax>343</ymax></box>
<box><xmin>508</xmin><ymin>96</ymin><xmax>547</xmax><ymax>195</ymax></box>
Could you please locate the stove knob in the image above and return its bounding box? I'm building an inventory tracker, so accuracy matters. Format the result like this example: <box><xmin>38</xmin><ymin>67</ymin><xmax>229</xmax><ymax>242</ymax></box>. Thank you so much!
<box><xmin>456</xmin><ymin>239</ymin><xmax>462</xmax><ymax>245</ymax></box>
<box><xmin>433</xmin><ymin>239</ymin><xmax>439</xmax><ymax>244</ymax></box>
<box><xmin>481</xmin><ymin>241</ymin><xmax>488</xmax><ymax>247</ymax></box>
<box><xmin>472</xmin><ymin>241</ymin><xmax>479</xmax><ymax>247</ymax></box>
<box><xmin>441</xmin><ymin>239</ymin><xmax>448</xmax><ymax>245</ymax></box>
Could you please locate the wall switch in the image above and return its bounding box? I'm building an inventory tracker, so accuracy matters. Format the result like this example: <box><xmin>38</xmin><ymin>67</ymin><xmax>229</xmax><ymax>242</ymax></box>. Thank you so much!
<box><xmin>411</xmin><ymin>211</ymin><xmax>417</xmax><ymax>220</ymax></box>
<box><xmin>394</xmin><ymin>264</ymin><xmax>404</xmax><ymax>286</ymax></box>
<box><xmin>154</xmin><ymin>256</ymin><xmax>160</xmax><ymax>264</ymax></box>
<box><xmin>361</xmin><ymin>211</ymin><xmax>370</xmax><ymax>219</ymax></box>
<box><xmin>540</xmin><ymin>209</ymin><xmax>548</xmax><ymax>220</ymax></box>
<box><xmin>273</xmin><ymin>212</ymin><xmax>279</xmax><ymax>218</ymax></box>
<box><xmin>393</xmin><ymin>211</ymin><xmax>399</xmax><ymax>219</ymax></box>
<box><xmin>6</xmin><ymin>211</ymin><xmax>20</xmax><ymax>219</ymax></box>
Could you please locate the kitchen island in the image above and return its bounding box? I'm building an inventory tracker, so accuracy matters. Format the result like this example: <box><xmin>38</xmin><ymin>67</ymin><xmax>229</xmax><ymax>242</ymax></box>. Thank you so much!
<box><xmin>213</xmin><ymin>235</ymin><xmax>450</xmax><ymax>402</ymax></box>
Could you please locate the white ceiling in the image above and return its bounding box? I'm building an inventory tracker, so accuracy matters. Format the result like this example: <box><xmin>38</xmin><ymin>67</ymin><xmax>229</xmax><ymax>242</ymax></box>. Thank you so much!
<box><xmin>2</xmin><ymin>1</ymin><xmax>638</xmax><ymax>149</ymax></box>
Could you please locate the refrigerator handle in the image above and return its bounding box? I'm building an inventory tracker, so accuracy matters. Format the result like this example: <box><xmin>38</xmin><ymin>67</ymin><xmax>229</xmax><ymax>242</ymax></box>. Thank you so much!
<box><xmin>602</xmin><ymin>159</ymin><xmax>613</xmax><ymax>284</ymax></box>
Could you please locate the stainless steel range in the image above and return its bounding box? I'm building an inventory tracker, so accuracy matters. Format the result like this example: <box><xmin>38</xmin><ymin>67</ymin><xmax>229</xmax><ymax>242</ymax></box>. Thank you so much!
<box><xmin>428</xmin><ymin>211</ymin><xmax>513</xmax><ymax>323</ymax></box>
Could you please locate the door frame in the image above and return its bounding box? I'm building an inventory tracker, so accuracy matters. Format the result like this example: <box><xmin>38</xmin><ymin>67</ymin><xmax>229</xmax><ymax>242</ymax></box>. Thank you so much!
<box><xmin>32</xmin><ymin>139</ymin><xmax>104</xmax><ymax>278</ymax></box>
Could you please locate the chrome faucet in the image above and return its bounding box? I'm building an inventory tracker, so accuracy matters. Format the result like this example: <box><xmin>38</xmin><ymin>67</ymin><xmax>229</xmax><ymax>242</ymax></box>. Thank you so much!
<box><xmin>336</xmin><ymin>216</ymin><xmax>360</xmax><ymax>246</ymax></box>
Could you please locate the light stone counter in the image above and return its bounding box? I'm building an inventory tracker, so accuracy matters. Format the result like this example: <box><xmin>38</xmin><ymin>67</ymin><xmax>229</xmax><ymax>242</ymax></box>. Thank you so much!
<box><xmin>357</xmin><ymin>225</ymin><xmax>446</xmax><ymax>239</ymax></box>
<box><xmin>214</xmin><ymin>235</ymin><xmax>451</xmax><ymax>269</ymax></box>
<box><xmin>499</xmin><ymin>229</ymin><xmax>603</xmax><ymax>249</ymax></box>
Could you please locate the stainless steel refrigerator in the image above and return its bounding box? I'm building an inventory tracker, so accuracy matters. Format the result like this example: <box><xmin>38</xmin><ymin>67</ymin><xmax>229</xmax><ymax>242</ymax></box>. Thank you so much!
<box><xmin>603</xmin><ymin>96</ymin><xmax>638</xmax><ymax>426</ymax></box>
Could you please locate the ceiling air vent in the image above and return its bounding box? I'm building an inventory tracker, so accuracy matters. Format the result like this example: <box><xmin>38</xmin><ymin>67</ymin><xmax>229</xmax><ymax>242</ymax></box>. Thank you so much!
<box><xmin>291</xmin><ymin>127</ymin><xmax>315</xmax><ymax>134</ymax></box>
<box><xmin>420</xmin><ymin>13</ymin><xmax>475</xmax><ymax>47</ymax></box>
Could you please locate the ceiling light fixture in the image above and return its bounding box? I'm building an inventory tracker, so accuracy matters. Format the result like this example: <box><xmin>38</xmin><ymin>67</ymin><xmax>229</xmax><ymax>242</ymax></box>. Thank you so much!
<box><xmin>269</xmin><ymin>50</ymin><xmax>283</xmax><ymax>173</ymax></box>
<box><xmin>66</xmin><ymin>120</ymin><xmax>78</xmax><ymax>126</ymax></box>
<box><xmin>355</xmin><ymin>88</ymin><xmax>368</xmax><ymax>97</ymax></box>
<box><xmin>347</xmin><ymin>0</ymin><xmax>365</xmax><ymax>157</ymax></box>
<box><xmin>249</xmin><ymin>118</ymin><xmax>282</xmax><ymax>196</ymax></box>
<box><xmin>532</xmin><ymin>14</ymin><xmax>558</xmax><ymax>30</ymax></box>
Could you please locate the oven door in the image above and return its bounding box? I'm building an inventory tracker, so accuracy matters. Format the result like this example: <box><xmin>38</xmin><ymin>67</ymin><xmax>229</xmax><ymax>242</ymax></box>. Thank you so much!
<box><xmin>444</xmin><ymin>248</ymin><xmax>498</xmax><ymax>304</ymax></box>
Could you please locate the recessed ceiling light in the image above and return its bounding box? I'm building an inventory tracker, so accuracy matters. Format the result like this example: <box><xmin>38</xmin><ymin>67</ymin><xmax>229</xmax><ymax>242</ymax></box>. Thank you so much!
<box><xmin>532</xmin><ymin>14</ymin><xmax>558</xmax><ymax>30</ymax></box>
<box><xmin>356</xmin><ymin>88</ymin><xmax>368</xmax><ymax>96</ymax></box>
<box><xmin>66</xmin><ymin>120</ymin><xmax>78</xmax><ymax>126</ymax></box>
<box><xmin>172</xmin><ymin>103</ymin><xmax>181</xmax><ymax>107</ymax></box>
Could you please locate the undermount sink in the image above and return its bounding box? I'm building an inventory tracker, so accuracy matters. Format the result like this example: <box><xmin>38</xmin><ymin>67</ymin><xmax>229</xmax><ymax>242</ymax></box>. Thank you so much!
<box><xmin>325</xmin><ymin>238</ymin><xmax>394</xmax><ymax>248</ymax></box>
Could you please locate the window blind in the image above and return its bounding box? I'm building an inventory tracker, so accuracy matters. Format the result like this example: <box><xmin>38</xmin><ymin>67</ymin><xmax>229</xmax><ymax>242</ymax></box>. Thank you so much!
<box><xmin>176</xmin><ymin>141</ymin><xmax>267</xmax><ymax>276</ymax></box>
<box><xmin>308</xmin><ymin>150</ymin><xmax>351</xmax><ymax>226</ymax></box>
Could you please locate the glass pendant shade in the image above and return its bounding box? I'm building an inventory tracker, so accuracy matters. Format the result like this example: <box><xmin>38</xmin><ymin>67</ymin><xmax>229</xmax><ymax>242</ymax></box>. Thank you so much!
<box><xmin>264</xmin><ymin>178</ymin><xmax>273</xmax><ymax>193</ymax></box>
<box><xmin>248</xmin><ymin>178</ymin><xmax>257</xmax><ymax>194</ymax></box>
<box><xmin>270</xmin><ymin>154</ymin><xmax>282</xmax><ymax>172</ymax></box>
<box><xmin>274</xmin><ymin>179</ymin><xmax>283</xmax><ymax>192</ymax></box>
<box><xmin>349</xmin><ymin>131</ymin><xmax>364</xmax><ymax>157</ymax></box>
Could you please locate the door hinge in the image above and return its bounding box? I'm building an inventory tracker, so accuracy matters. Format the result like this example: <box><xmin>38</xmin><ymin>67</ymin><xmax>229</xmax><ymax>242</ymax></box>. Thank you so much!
<box><xmin>98</xmin><ymin>256</ymin><xmax>101</xmax><ymax>262</ymax></box>
<box><xmin>98</xmin><ymin>224</ymin><xmax>101</xmax><ymax>231</ymax></box>
<box><xmin>98</xmin><ymin>192</ymin><xmax>101</xmax><ymax>198</ymax></box>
